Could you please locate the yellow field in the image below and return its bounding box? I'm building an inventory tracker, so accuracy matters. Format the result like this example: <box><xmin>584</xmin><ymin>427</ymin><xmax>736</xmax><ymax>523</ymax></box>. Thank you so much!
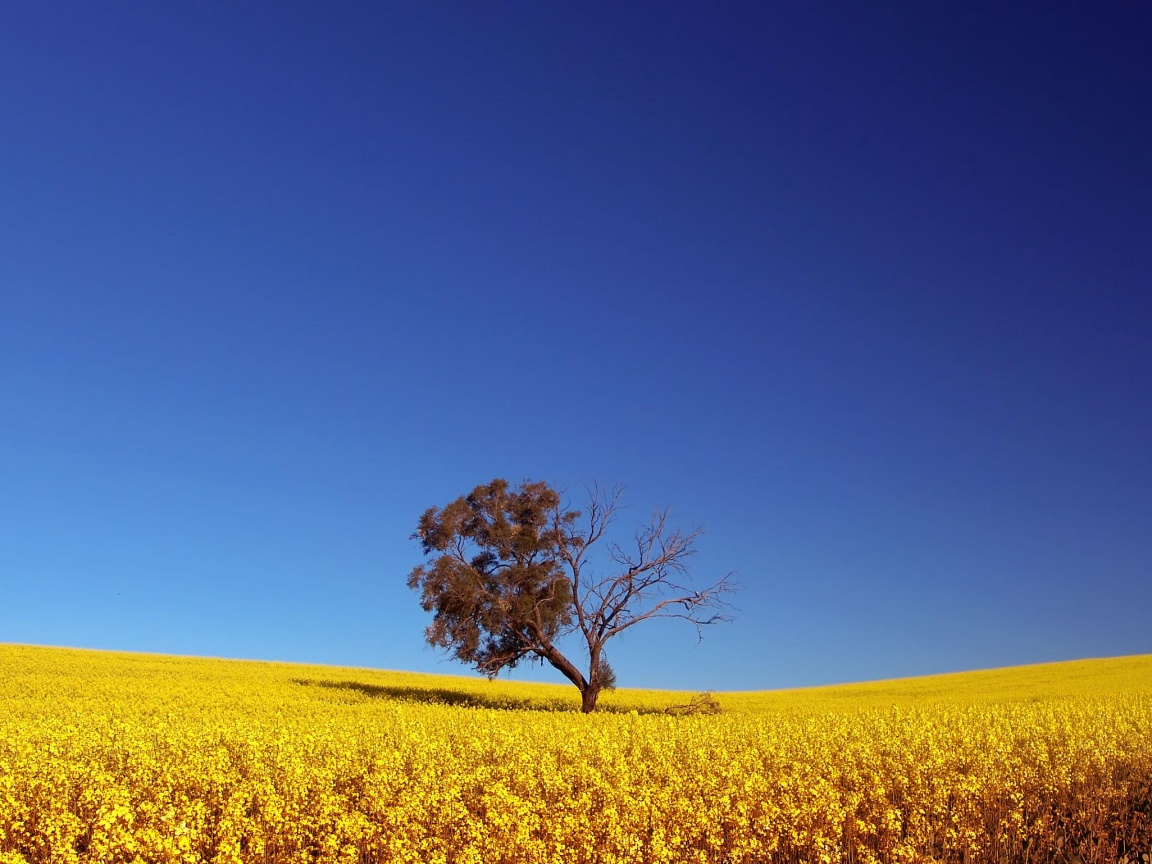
<box><xmin>2</xmin><ymin>645</ymin><xmax>1150</xmax><ymax>864</ymax></box>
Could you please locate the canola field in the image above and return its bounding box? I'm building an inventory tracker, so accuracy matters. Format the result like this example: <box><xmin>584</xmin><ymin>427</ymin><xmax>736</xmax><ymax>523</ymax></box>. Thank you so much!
<box><xmin>2</xmin><ymin>645</ymin><xmax>1151</xmax><ymax>864</ymax></box>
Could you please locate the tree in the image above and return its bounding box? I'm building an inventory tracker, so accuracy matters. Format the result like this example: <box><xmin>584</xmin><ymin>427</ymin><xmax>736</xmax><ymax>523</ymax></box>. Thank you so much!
<box><xmin>407</xmin><ymin>478</ymin><xmax>734</xmax><ymax>713</ymax></box>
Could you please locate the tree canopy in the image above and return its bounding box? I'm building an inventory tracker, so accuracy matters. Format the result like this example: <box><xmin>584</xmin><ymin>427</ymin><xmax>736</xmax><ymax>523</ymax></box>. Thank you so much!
<box><xmin>407</xmin><ymin>478</ymin><xmax>734</xmax><ymax>713</ymax></box>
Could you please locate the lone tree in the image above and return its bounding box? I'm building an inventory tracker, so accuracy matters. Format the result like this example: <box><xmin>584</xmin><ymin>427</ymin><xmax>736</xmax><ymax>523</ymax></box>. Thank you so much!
<box><xmin>407</xmin><ymin>478</ymin><xmax>734</xmax><ymax>713</ymax></box>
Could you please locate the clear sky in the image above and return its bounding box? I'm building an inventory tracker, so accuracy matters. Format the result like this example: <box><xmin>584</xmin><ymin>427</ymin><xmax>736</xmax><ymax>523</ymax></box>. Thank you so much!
<box><xmin>2</xmin><ymin>3</ymin><xmax>1149</xmax><ymax>692</ymax></box>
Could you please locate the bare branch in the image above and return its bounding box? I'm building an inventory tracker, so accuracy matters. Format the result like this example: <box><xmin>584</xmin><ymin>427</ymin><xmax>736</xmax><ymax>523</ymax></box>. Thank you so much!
<box><xmin>602</xmin><ymin>573</ymin><xmax>736</xmax><ymax>641</ymax></box>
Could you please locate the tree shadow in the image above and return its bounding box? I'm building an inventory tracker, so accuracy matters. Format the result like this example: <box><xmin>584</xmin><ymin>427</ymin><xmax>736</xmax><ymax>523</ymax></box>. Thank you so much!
<box><xmin>291</xmin><ymin>678</ymin><xmax>664</xmax><ymax>714</ymax></box>
<box><xmin>291</xmin><ymin>678</ymin><xmax>580</xmax><ymax>712</ymax></box>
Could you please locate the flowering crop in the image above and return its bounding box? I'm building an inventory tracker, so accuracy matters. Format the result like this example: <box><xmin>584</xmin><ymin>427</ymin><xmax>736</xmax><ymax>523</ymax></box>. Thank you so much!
<box><xmin>2</xmin><ymin>645</ymin><xmax>1150</xmax><ymax>863</ymax></box>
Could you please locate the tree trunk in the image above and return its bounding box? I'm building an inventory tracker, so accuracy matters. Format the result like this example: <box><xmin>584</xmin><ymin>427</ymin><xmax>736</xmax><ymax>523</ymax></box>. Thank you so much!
<box><xmin>534</xmin><ymin>642</ymin><xmax>600</xmax><ymax>712</ymax></box>
<box><xmin>580</xmin><ymin>684</ymin><xmax>601</xmax><ymax>714</ymax></box>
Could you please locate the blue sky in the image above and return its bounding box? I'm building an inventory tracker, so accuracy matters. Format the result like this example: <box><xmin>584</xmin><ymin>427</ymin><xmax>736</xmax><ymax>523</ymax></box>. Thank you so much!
<box><xmin>2</xmin><ymin>2</ymin><xmax>1149</xmax><ymax>691</ymax></box>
